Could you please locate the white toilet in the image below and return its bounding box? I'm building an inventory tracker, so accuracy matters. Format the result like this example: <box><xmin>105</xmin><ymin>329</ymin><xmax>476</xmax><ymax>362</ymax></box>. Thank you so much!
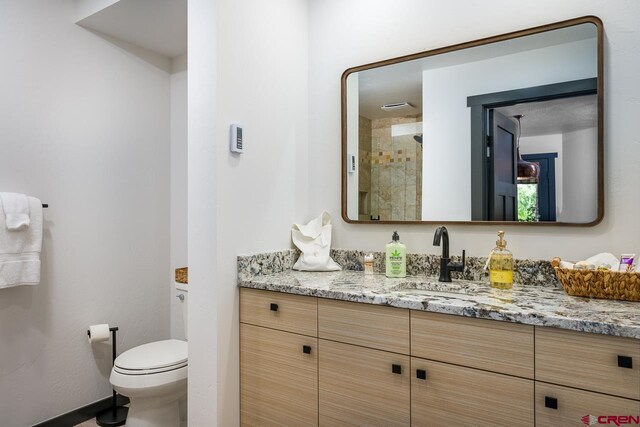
<box><xmin>110</xmin><ymin>283</ymin><xmax>188</xmax><ymax>427</ymax></box>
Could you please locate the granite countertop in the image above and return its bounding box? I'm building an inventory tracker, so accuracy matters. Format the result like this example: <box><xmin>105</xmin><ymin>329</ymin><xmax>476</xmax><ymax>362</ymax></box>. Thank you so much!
<box><xmin>237</xmin><ymin>250</ymin><xmax>640</xmax><ymax>339</ymax></box>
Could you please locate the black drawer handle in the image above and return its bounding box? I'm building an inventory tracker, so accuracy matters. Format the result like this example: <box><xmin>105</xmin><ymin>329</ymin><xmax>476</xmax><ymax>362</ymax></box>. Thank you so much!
<box><xmin>303</xmin><ymin>345</ymin><xmax>312</xmax><ymax>354</ymax></box>
<box><xmin>545</xmin><ymin>396</ymin><xmax>558</xmax><ymax>410</ymax></box>
<box><xmin>392</xmin><ymin>364</ymin><xmax>402</xmax><ymax>375</ymax></box>
<box><xmin>416</xmin><ymin>369</ymin><xmax>427</xmax><ymax>380</ymax></box>
<box><xmin>270</xmin><ymin>303</ymin><xmax>279</xmax><ymax>312</ymax></box>
<box><xmin>618</xmin><ymin>355</ymin><xmax>633</xmax><ymax>369</ymax></box>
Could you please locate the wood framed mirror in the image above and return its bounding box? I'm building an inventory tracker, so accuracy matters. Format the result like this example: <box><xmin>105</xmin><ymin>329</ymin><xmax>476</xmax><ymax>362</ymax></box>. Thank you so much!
<box><xmin>341</xmin><ymin>16</ymin><xmax>603</xmax><ymax>226</ymax></box>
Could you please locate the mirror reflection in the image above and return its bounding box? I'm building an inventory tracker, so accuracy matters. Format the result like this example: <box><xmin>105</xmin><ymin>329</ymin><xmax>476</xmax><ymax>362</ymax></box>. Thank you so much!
<box><xmin>345</xmin><ymin>21</ymin><xmax>600</xmax><ymax>224</ymax></box>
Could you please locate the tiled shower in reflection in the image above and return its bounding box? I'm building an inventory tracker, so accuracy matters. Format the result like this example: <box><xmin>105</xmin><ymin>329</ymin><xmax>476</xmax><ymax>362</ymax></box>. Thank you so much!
<box><xmin>359</xmin><ymin>116</ymin><xmax>423</xmax><ymax>221</ymax></box>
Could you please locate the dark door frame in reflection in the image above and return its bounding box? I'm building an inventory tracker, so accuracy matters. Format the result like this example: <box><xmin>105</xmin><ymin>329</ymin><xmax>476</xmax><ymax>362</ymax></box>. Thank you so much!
<box><xmin>468</xmin><ymin>78</ymin><xmax>597</xmax><ymax>221</ymax></box>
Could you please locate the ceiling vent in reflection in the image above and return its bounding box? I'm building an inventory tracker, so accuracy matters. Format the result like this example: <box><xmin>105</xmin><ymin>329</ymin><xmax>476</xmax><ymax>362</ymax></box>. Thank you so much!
<box><xmin>380</xmin><ymin>102</ymin><xmax>415</xmax><ymax>112</ymax></box>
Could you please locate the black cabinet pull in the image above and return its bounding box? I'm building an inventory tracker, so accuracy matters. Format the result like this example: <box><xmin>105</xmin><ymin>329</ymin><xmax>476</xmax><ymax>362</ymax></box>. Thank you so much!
<box><xmin>392</xmin><ymin>364</ymin><xmax>402</xmax><ymax>374</ymax></box>
<box><xmin>416</xmin><ymin>369</ymin><xmax>427</xmax><ymax>380</ymax></box>
<box><xmin>618</xmin><ymin>355</ymin><xmax>633</xmax><ymax>369</ymax></box>
<box><xmin>544</xmin><ymin>396</ymin><xmax>558</xmax><ymax>410</ymax></box>
<box><xmin>303</xmin><ymin>345</ymin><xmax>312</xmax><ymax>354</ymax></box>
<box><xmin>270</xmin><ymin>303</ymin><xmax>279</xmax><ymax>312</ymax></box>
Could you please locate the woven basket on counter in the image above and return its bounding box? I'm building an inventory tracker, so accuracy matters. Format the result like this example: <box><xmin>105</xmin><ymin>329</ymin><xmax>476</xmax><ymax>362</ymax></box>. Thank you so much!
<box><xmin>551</xmin><ymin>257</ymin><xmax>640</xmax><ymax>302</ymax></box>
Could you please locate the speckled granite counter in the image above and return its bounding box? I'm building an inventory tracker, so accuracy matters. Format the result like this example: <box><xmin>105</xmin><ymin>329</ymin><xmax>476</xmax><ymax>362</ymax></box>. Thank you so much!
<box><xmin>238</xmin><ymin>250</ymin><xmax>640</xmax><ymax>339</ymax></box>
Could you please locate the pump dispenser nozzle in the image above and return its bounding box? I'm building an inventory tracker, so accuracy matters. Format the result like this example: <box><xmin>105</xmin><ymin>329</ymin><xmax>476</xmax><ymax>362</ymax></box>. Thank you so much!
<box><xmin>496</xmin><ymin>230</ymin><xmax>507</xmax><ymax>249</ymax></box>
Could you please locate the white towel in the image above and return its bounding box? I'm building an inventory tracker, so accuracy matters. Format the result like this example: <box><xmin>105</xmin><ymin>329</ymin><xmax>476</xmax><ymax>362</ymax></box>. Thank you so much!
<box><xmin>0</xmin><ymin>192</ymin><xmax>31</xmax><ymax>231</ymax></box>
<box><xmin>0</xmin><ymin>196</ymin><xmax>42</xmax><ymax>288</ymax></box>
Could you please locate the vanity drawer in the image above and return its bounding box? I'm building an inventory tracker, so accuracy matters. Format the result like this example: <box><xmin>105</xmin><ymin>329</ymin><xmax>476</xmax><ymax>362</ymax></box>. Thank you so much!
<box><xmin>535</xmin><ymin>327</ymin><xmax>640</xmax><ymax>400</ymax></box>
<box><xmin>318</xmin><ymin>298</ymin><xmax>410</xmax><ymax>354</ymax></box>
<box><xmin>536</xmin><ymin>382</ymin><xmax>640</xmax><ymax>427</ymax></box>
<box><xmin>240</xmin><ymin>288</ymin><xmax>317</xmax><ymax>336</ymax></box>
<box><xmin>411</xmin><ymin>311</ymin><xmax>534</xmax><ymax>378</ymax></box>
<box><xmin>412</xmin><ymin>358</ymin><xmax>534</xmax><ymax>427</ymax></box>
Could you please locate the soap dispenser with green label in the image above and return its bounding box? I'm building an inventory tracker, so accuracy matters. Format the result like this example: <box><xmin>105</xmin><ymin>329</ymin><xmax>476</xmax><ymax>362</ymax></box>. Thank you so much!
<box><xmin>386</xmin><ymin>231</ymin><xmax>407</xmax><ymax>278</ymax></box>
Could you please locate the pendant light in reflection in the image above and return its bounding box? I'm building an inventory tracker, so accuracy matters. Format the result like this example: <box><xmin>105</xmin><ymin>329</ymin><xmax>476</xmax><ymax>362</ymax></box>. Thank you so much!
<box><xmin>513</xmin><ymin>114</ymin><xmax>540</xmax><ymax>183</ymax></box>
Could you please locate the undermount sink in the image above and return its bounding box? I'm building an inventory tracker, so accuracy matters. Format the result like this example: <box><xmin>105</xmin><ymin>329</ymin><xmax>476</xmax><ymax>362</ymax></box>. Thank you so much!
<box><xmin>388</xmin><ymin>280</ymin><xmax>482</xmax><ymax>295</ymax></box>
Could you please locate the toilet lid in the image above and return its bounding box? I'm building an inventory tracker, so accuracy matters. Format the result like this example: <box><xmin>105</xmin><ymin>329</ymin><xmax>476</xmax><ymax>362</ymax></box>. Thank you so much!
<box><xmin>115</xmin><ymin>339</ymin><xmax>187</xmax><ymax>371</ymax></box>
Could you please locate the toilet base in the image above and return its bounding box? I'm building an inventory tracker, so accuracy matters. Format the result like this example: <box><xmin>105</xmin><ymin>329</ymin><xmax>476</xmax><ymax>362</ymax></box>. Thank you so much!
<box><xmin>96</xmin><ymin>406</ymin><xmax>128</xmax><ymax>427</ymax></box>
<box><xmin>125</xmin><ymin>396</ymin><xmax>180</xmax><ymax>427</ymax></box>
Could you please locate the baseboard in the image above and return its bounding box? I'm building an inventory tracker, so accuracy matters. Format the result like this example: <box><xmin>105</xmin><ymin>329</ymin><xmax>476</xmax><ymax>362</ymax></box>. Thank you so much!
<box><xmin>32</xmin><ymin>395</ymin><xmax>130</xmax><ymax>427</ymax></box>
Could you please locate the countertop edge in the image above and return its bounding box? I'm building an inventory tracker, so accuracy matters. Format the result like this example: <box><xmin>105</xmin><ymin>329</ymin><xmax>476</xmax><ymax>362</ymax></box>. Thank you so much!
<box><xmin>238</xmin><ymin>279</ymin><xmax>640</xmax><ymax>340</ymax></box>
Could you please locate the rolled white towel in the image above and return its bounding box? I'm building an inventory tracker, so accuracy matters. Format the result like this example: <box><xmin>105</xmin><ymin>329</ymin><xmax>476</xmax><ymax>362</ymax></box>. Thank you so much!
<box><xmin>0</xmin><ymin>196</ymin><xmax>42</xmax><ymax>288</ymax></box>
<box><xmin>0</xmin><ymin>192</ymin><xmax>30</xmax><ymax>231</ymax></box>
<box><xmin>559</xmin><ymin>261</ymin><xmax>575</xmax><ymax>269</ymax></box>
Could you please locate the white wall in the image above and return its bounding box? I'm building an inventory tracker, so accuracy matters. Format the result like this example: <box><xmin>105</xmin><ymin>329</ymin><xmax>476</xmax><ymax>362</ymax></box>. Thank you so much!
<box><xmin>188</xmin><ymin>0</ymin><xmax>312</xmax><ymax>426</ymax></box>
<box><xmin>170</xmin><ymin>58</ymin><xmax>188</xmax><ymax>340</ymax></box>
<box><xmin>0</xmin><ymin>1</ymin><xmax>171</xmax><ymax>426</ymax></box>
<box><xmin>520</xmin><ymin>133</ymin><xmax>564</xmax><ymax>218</ymax></box>
<box><xmin>421</xmin><ymin>38</ymin><xmax>596</xmax><ymax>221</ymax></box>
<box><xmin>215</xmin><ymin>1</ymin><xmax>309</xmax><ymax>424</ymax></box>
<box><xmin>188</xmin><ymin>0</ymin><xmax>309</xmax><ymax>425</ymax></box>
<box><xmin>561</xmin><ymin>127</ymin><xmax>598</xmax><ymax>223</ymax></box>
<box><xmin>308</xmin><ymin>0</ymin><xmax>640</xmax><ymax>261</ymax></box>
<box><xmin>187</xmin><ymin>0</ymin><xmax>218</xmax><ymax>424</ymax></box>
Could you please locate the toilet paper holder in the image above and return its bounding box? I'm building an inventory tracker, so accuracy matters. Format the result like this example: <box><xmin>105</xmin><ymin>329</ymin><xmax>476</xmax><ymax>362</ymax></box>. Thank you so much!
<box><xmin>87</xmin><ymin>326</ymin><xmax>128</xmax><ymax>426</ymax></box>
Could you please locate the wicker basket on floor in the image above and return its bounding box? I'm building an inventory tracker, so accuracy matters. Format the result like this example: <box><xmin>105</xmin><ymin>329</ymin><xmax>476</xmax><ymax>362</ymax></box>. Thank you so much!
<box><xmin>551</xmin><ymin>257</ymin><xmax>640</xmax><ymax>301</ymax></box>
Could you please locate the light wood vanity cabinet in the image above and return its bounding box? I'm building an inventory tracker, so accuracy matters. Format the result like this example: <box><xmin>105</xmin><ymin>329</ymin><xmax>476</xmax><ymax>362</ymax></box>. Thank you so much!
<box><xmin>318</xmin><ymin>300</ymin><xmax>411</xmax><ymax>425</ymax></box>
<box><xmin>240</xmin><ymin>289</ymin><xmax>640</xmax><ymax>426</ymax></box>
<box><xmin>318</xmin><ymin>299</ymin><xmax>410</xmax><ymax>354</ymax></box>
<box><xmin>534</xmin><ymin>328</ymin><xmax>640</xmax><ymax>427</ymax></box>
<box><xmin>535</xmin><ymin>327</ymin><xmax>640</xmax><ymax>400</ymax></box>
<box><xmin>240</xmin><ymin>324</ymin><xmax>318</xmax><ymax>426</ymax></box>
<box><xmin>411</xmin><ymin>311</ymin><xmax>534</xmax><ymax>378</ymax></box>
<box><xmin>240</xmin><ymin>289</ymin><xmax>318</xmax><ymax>426</ymax></box>
<box><xmin>240</xmin><ymin>287</ymin><xmax>317</xmax><ymax>336</ymax></box>
<box><xmin>411</xmin><ymin>311</ymin><xmax>535</xmax><ymax>426</ymax></box>
<box><xmin>319</xmin><ymin>339</ymin><xmax>411</xmax><ymax>426</ymax></box>
<box><xmin>412</xmin><ymin>358</ymin><xmax>534</xmax><ymax>426</ymax></box>
<box><xmin>535</xmin><ymin>383</ymin><xmax>640</xmax><ymax>427</ymax></box>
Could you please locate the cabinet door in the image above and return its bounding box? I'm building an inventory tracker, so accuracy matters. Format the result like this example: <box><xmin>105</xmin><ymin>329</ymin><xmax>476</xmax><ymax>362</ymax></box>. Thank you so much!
<box><xmin>319</xmin><ymin>339</ymin><xmax>410</xmax><ymax>426</ymax></box>
<box><xmin>411</xmin><ymin>358</ymin><xmax>534</xmax><ymax>427</ymax></box>
<box><xmin>536</xmin><ymin>327</ymin><xmax>640</xmax><ymax>400</ymax></box>
<box><xmin>536</xmin><ymin>382</ymin><xmax>640</xmax><ymax>427</ymax></box>
<box><xmin>240</xmin><ymin>324</ymin><xmax>317</xmax><ymax>426</ymax></box>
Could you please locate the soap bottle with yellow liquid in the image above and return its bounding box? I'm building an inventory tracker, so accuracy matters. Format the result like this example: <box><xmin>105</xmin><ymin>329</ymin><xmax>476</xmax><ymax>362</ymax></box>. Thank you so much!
<box><xmin>488</xmin><ymin>231</ymin><xmax>514</xmax><ymax>289</ymax></box>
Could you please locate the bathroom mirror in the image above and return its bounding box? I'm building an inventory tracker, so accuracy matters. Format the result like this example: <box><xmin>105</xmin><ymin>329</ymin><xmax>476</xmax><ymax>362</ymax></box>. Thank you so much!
<box><xmin>342</xmin><ymin>16</ymin><xmax>603</xmax><ymax>225</ymax></box>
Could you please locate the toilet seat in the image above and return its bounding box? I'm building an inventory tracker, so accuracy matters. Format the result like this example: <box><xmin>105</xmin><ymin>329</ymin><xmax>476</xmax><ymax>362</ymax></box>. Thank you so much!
<box><xmin>114</xmin><ymin>339</ymin><xmax>187</xmax><ymax>376</ymax></box>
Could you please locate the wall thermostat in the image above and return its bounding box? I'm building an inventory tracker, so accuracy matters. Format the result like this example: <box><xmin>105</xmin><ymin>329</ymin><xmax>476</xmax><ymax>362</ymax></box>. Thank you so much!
<box><xmin>230</xmin><ymin>124</ymin><xmax>243</xmax><ymax>153</ymax></box>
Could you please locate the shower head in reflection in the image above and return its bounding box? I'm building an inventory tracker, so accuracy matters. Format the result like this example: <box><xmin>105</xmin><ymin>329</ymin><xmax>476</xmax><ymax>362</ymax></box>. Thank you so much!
<box><xmin>413</xmin><ymin>134</ymin><xmax>423</xmax><ymax>145</ymax></box>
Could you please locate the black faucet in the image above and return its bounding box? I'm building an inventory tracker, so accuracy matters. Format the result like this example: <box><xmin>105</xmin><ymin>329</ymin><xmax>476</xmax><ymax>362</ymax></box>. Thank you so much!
<box><xmin>433</xmin><ymin>226</ymin><xmax>466</xmax><ymax>282</ymax></box>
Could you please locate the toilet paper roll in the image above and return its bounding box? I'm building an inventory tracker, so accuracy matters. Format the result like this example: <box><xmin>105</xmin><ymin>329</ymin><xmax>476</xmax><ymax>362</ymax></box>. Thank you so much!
<box><xmin>88</xmin><ymin>324</ymin><xmax>110</xmax><ymax>343</ymax></box>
